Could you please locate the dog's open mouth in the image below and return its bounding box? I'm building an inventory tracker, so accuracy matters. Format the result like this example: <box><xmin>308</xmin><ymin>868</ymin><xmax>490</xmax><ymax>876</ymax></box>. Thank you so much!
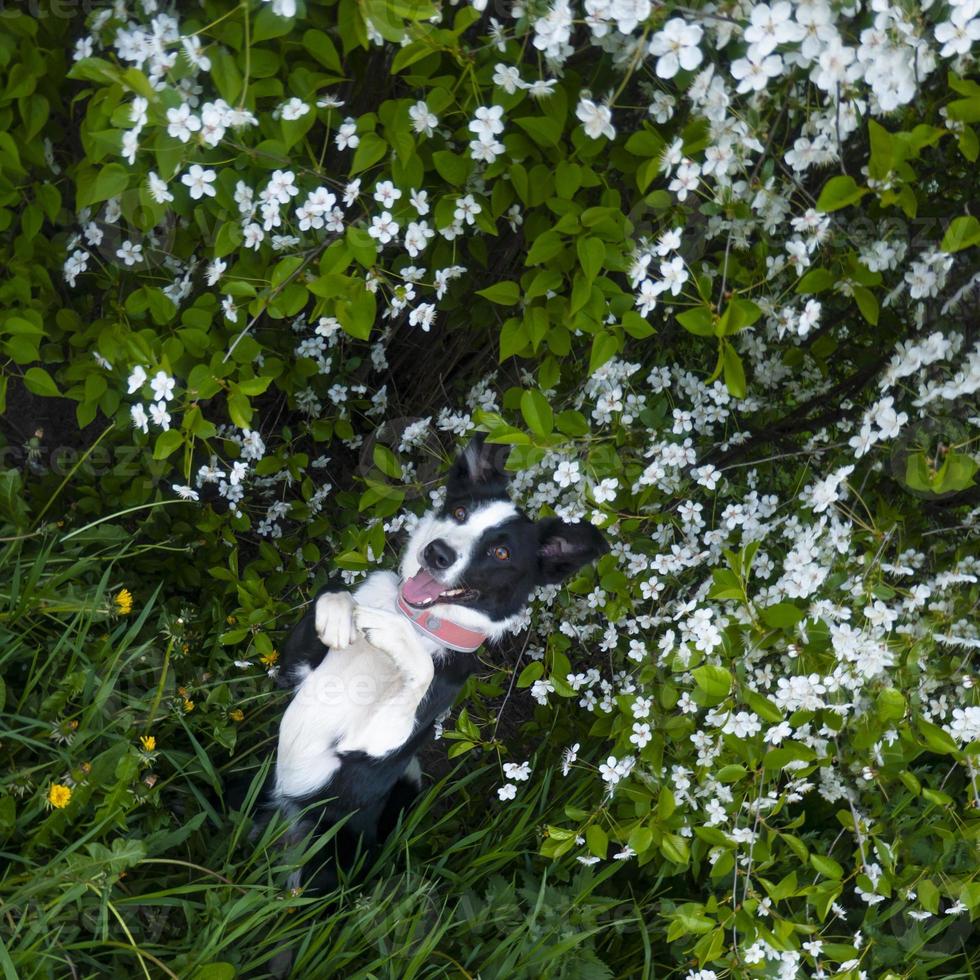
<box><xmin>401</xmin><ymin>570</ymin><xmax>478</xmax><ymax>608</ymax></box>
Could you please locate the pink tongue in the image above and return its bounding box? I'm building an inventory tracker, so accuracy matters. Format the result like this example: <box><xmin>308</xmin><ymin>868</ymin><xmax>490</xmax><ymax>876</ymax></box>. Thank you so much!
<box><xmin>401</xmin><ymin>570</ymin><xmax>445</xmax><ymax>604</ymax></box>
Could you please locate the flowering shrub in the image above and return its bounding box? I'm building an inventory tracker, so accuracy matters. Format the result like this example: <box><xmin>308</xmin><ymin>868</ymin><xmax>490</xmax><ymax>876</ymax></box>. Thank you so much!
<box><xmin>1</xmin><ymin>0</ymin><xmax>979</xmax><ymax>975</ymax></box>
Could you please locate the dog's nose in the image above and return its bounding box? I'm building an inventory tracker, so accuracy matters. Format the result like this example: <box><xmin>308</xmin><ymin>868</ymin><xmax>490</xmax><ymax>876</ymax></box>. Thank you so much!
<box><xmin>423</xmin><ymin>539</ymin><xmax>456</xmax><ymax>571</ymax></box>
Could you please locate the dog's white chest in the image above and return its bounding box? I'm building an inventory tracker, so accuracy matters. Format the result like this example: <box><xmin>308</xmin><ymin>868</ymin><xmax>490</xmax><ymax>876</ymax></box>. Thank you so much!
<box><xmin>274</xmin><ymin>574</ymin><xmax>437</xmax><ymax>801</ymax></box>
<box><xmin>275</xmin><ymin>640</ymin><xmax>425</xmax><ymax>798</ymax></box>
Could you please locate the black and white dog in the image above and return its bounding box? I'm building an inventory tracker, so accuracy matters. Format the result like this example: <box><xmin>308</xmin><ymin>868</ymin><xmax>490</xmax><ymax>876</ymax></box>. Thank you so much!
<box><xmin>264</xmin><ymin>434</ymin><xmax>608</xmax><ymax>887</ymax></box>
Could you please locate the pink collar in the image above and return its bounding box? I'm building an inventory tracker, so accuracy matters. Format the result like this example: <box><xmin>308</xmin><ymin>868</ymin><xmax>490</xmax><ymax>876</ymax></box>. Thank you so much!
<box><xmin>396</xmin><ymin>590</ymin><xmax>486</xmax><ymax>652</ymax></box>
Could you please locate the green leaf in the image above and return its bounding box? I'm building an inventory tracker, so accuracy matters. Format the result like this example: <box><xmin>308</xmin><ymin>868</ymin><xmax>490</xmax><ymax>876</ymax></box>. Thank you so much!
<box><xmin>432</xmin><ymin>150</ymin><xmax>471</xmax><ymax>186</ymax></box>
<box><xmin>717</xmin><ymin>298</ymin><xmax>762</xmax><ymax>336</ymax></box>
<box><xmin>816</xmin><ymin>175</ymin><xmax>867</xmax><ymax>212</ymax></box>
<box><xmin>940</xmin><ymin>215</ymin><xmax>980</xmax><ymax>253</ymax></box>
<box><xmin>693</xmin><ymin>665</ymin><xmax>732</xmax><ymax>699</ymax></box>
<box><xmin>853</xmin><ymin>286</ymin><xmax>879</xmax><ymax>325</ymax></box>
<box><xmin>660</xmin><ymin>834</ymin><xmax>690</xmax><ymax>865</ymax></box>
<box><xmin>391</xmin><ymin>40</ymin><xmax>432</xmax><ymax>74</ymax></box>
<box><xmin>514</xmin><ymin>115</ymin><xmax>562</xmax><ymax>147</ymax></box>
<box><xmin>628</xmin><ymin>825</ymin><xmax>653</xmax><ymax>854</ymax></box>
<box><xmin>253</xmin><ymin>4</ymin><xmax>294</xmax><ymax>40</ymax></box>
<box><xmin>447</xmin><ymin>740</ymin><xmax>476</xmax><ymax>758</ymax></box>
<box><xmin>743</xmin><ymin>689</ymin><xmax>783</xmax><ymax>724</ymax></box>
<box><xmin>624</xmin><ymin>130</ymin><xmax>665</xmax><ymax>157</ymax></box>
<box><xmin>214</xmin><ymin>222</ymin><xmax>242</xmax><ymax>259</ymax></box>
<box><xmin>23</xmin><ymin>366</ymin><xmax>59</xmax><ymax>397</ymax></box>
<box><xmin>546</xmin><ymin>825</ymin><xmax>577</xmax><ymax>842</ymax></box>
<box><xmin>715</xmin><ymin>764</ymin><xmax>746</xmax><ymax>783</ymax></box>
<box><xmin>918</xmin><ymin>720</ymin><xmax>958</xmax><ymax>755</ymax></box>
<box><xmin>796</xmin><ymin>268</ymin><xmax>836</xmax><ymax>293</ymax></box>
<box><xmin>811</xmin><ymin>854</ymin><xmax>844</xmax><ymax>879</ymax></box>
<box><xmin>516</xmin><ymin>661</ymin><xmax>544</xmax><ymax>688</ymax></box>
<box><xmin>933</xmin><ymin>450</ymin><xmax>978</xmax><ymax>494</ymax></box>
<box><xmin>576</xmin><ymin>236</ymin><xmax>604</xmax><ymax>283</ymax></box>
<box><xmin>677</xmin><ymin>307</ymin><xmax>715</xmax><ymax>337</ymax></box>
<box><xmin>346</xmin><ymin>225</ymin><xmax>377</xmax><ymax>268</ymax></box>
<box><xmin>67</xmin><ymin>57</ymin><xmax>120</xmax><ymax>85</ymax></box>
<box><xmin>337</xmin><ymin>285</ymin><xmax>377</xmax><ymax>341</ymax></box>
<box><xmin>760</xmin><ymin>602</ymin><xmax>804</xmax><ymax>629</ymax></box>
<box><xmin>476</xmin><ymin>281</ymin><xmax>520</xmax><ymax>305</ymax></box>
<box><xmin>586</xmin><ymin>824</ymin><xmax>608</xmax><ymax>858</ymax></box>
<box><xmin>877</xmin><ymin>688</ymin><xmax>906</xmax><ymax>722</ymax></box>
<box><xmin>958</xmin><ymin>125</ymin><xmax>979</xmax><ymax>162</ymax></box>
<box><xmin>302</xmin><ymin>29</ymin><xmax>343</xmax><ymax>72</ymax></box>
<box><xmin>621</xmin><ymin>310</ymin><xmax>655</xmax><ymax>338</ymax></box>
<box><xmin>350</xmin><ymin>132</ymin><xmax>387</xmax><ymax>174</ymax></box>
<box><xmin>524</xmin><ymin>268</ymin><xmax>563</xmax><ymax>301</ymax></box>
<box><xmin>520</xmin><ymin>389</ymin><xmax>553</xmax><ymax>436</ymax></box>
<box><xmin>554</xmin><ymin>161</ymin><xmax>582</xmax><ymax>198</ymax></box>
<box><xmin>191</xmin><ymin>964</ymin><xmax>237</xmax><ymax>980</ymax></box>
<box><xmin>721</xmin><ymin>344</ymin><xmax>746</xmax><ymax>399</ymax></box>
<box><xmin>372</xmin><ymin>444</ymin><xmax>402</xmax><ymax>479</ymax></box>
<box><xmin>153</xmin><ymin>429</ymin><xmax>183</xmax><ymax>460</ymax></box>
<box><xmin>271</xmin><ymin>256</ymin><xmax>305</xmax><ymax>288</ymax></box>
<box><xmin>904</xmin><ymin>452</ymin><xmax>932</xmax><ymax>492</ymax></box>
<box><xmin>918</xmin><ymin>879</ymin><xmax>940</xmax><ymax>914</ymax></box>
<box><xmin>960</xmin><ymin>882</ymin><xmax>980</xmax><ymax>911</ymax></box>
<box><xmin>588</xmin><ymin>332</ymin><xmax>619</xmax><ymax>374</ymax></box>
<box><xmin>709</xmin><ymin>568</ymin><xmax>743</xmax><ymax>601</ymax></box>
<box><xmin>209</xmin><ymin>47</ymin><xmax>242</xmax><ymax>102</ymax></box>
<box><xmin>526</xmin><ymin>230</ymin><xmax>563</xmax><ymax>266</ymax></box>
<box><xmin>947</xmin><ymin>95</ymin><xmax>980</xmax><ymax>123</ymax></box>
<box><xmin>237</xmin><ymin>376</ymin><xmax>273</xmax><ymax>396</ymax></box>
<box><xmin>78</xmin><ymin>163</ymin><xmax>129</xmax><ymax>209</ymax></box>
<box><xmin>227</xmin><ymin>391</ymin><xmax>252</xmax><ymax>428</ymax></box>
<box><xmin>555</xmin><ymin>410</ymin><xmax>589</xmax><ymax>436</ymax></box>
<box><xmin>35</xmin><ymin>183</ymin><xmax>61</xmax><ymax>222</ymax></box>
<box><xmin>499</xmin><ymin>319</ymin><xmax>529</xmax><ymax>361</ymax></box>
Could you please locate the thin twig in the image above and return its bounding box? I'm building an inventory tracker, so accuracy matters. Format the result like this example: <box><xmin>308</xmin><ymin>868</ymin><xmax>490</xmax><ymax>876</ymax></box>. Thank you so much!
<box><xmin>490</xmin><ymin>629</ymin><xmax>533</xmax><ymax>745</ymax></box>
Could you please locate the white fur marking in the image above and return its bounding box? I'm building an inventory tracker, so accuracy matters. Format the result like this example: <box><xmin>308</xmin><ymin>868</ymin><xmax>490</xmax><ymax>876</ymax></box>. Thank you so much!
<box><xmin>403</xmin><ymin>755</ymin><xmax>422</xmax><ymax>787</ymax></box>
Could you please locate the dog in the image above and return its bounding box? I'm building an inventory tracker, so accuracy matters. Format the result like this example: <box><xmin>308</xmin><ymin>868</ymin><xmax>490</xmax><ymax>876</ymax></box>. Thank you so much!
<box><xmin>263</xmin><ymin>433</ymin><xmax>608</xmax><ymax>890</ymax></box>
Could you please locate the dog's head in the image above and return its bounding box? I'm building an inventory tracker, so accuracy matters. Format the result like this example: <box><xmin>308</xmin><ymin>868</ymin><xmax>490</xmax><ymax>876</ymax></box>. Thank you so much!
<box><xmin>398</xmin><ymin>434</ymin><xmax>609</xmax><ymax>640</ymax></box>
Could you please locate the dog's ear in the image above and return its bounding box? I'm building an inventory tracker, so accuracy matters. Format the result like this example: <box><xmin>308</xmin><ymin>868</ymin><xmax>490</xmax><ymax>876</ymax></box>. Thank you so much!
<box><xmin>448</xmin><ymin>433</ymin><xmax>509</xmax><ymax>491</ymax></box>
<box><xmin>536</xmin><ymin>517</ymin><xmax>609</xmax><ymax>585</ymax></box>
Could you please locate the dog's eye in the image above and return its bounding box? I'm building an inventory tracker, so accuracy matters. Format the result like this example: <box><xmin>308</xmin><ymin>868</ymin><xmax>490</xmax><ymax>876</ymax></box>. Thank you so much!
<box><xmin>452</xmin><ymin>505</ymin><xmax>467</xmax><ymax>522</ymax></box>
<box><xmin>493</xmin><ymin>546</ymin><xmax>510</xmax><ymax>561</ymax></box>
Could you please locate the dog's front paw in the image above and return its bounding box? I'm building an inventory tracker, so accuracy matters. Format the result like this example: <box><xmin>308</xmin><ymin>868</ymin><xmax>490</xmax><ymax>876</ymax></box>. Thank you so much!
<box><xmin>314</xmin><ymin>591</ymin><xmax>357</xmax><ymax>649</ymax></box>
<box><xmin>354</xmin><ymin>605</ymin><xmax>433</xmax><ymax>687</ymax></box>
<box><xmin>351</xmin><ymin>605</ymin><xmax>408</xmax><ymax>651</ymax></box>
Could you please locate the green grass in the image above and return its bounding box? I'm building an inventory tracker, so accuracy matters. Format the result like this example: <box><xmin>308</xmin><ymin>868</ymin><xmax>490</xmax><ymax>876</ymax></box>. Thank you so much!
<box><xmin>5</xmin><ymin>529</ymin><xmax>977</xmax><ymax>979</ymax></box>
<box><xmin>0</xmin><ymin>529</ymin><xmax>663</xmax><ymax>979</ymax></box>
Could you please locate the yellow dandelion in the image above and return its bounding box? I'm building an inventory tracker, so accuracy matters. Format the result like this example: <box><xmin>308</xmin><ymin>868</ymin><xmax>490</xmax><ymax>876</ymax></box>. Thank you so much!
<box><xmin>229</xmin><ymin>709</ymin><xmax>244</xmax><ymax>722</ymax></box>
<box><xmin>182</xmin><ymin>699</ymin><xmax>195</xmax><ymax>713</ymax></box>
<box><xmin>114</xmin><ymin>589</ymin><xmax>134</xmax><ymax>615</ymax></box>
<box><xmin>140</xmin><ymin>735</ymin><xmax>156</xmax><ymax>752</ymax></box>
<box><xmin>260</xmin><ymin>650</ymin><xmax>279</xmax><ymax>667</ymax></box>
<box><xmin>48</xmin><ymin>784</ymin><xmax>72</xmax><ymax>809</ymax></box>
